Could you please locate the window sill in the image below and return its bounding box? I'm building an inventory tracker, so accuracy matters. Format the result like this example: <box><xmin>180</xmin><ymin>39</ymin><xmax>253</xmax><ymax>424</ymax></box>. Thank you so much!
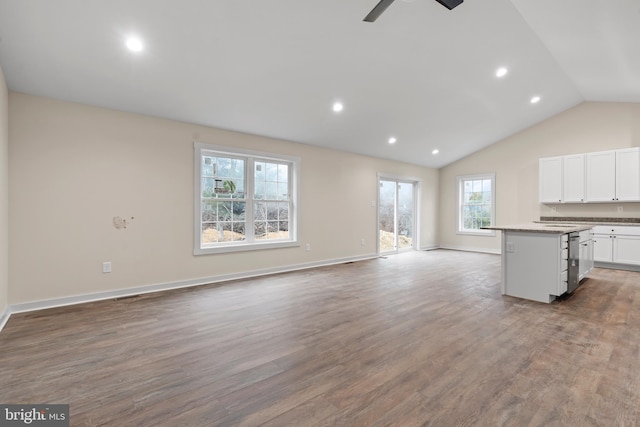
<box><xmin>194</xmin><ymin>240</ymin><xmax>300</xmax><ymax>255</ymax></box>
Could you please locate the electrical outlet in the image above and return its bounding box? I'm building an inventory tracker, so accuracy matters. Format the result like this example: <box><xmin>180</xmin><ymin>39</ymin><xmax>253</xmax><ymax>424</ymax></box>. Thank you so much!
<box><xmin>617</xmin><ymin>206</ymin><xmax>624</xmax><ymax>213</ymax></box>
<box><xmin>506</xmin><ymin>242</ymin><xmax>515</xmax><ymax>253</ymax></box>
<box><xmin>305</xmin><ymin>243</ymin><xmax>311</xmax><ymax>251</ymax></box>
<box><xmin>360</xmin><ymin>239</ymin><xmax>365</xmax><ymax>246</ymax></box>
<box><xmin>102</xmin><ymin>262</ymin><xmax>112</xmax><ymax>273</ymax></box>
<box><xmin>550</xmin><ymin>206</ymin><xmax>557</xmax><ymax>213</ymax></box>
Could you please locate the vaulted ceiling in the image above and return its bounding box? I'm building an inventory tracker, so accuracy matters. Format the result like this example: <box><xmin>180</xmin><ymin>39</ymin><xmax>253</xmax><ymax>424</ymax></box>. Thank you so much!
<box><xmin>0</xmin><ymin>0</ymin><xmax>638</xmax><ymax>168</ymax></box>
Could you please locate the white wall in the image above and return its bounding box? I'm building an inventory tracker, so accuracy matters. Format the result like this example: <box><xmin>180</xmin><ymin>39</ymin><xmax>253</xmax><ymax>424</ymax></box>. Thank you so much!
<box><xmin>8</xmin><ymin>92</ymin><xmax>439</xmax><ymax>305</ymax></box>
<box><xmin>439</xmin><ymin>102</ymin><xmax>640</xmax><ymax>253</ymax></box>
<box><xmin>0</xmin><ymin>66</ymin><xmax>8</xmax><ymax>317</ymax></box>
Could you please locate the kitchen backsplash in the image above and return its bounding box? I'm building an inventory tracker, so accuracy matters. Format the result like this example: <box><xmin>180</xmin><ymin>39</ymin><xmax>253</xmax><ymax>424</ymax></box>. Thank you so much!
<box><xmin>540</xmin><ymin>216</ymin><xmax>640</xmax><ymax>224</ymax></box>
<box><xmin>539</xmin><ymin>202</ymin><xmax>640</xmax><ymax>219</ymax></box>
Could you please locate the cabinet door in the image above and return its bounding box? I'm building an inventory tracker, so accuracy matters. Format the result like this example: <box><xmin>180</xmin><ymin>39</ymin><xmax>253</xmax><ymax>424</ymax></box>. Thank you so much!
<box><xmin>593</xmin><ymin>235</ymin><xmax>613</xmax><ymax>262</ymax></box>
<box><xmin>586</xmin><ymin>151</ymin><xmax>616</xmax><ymax>202</ymax></box>
<box><xmin>587</xmin><ymin>239</ymin><xmax>594</xmax><ymax>272</ymax></box>
<box><xmin>578</xmin><ymin>239</ymin><xmax>594</xmax><ymax>280</ymax></box>
<box><xmin>539</xmin><ymin>157</ymin><xmax>563</xmax><ymax>203</ymax></box>
<box><xmin>563</xmin><ymin>154</ymin><xmax>585</xmax><ymax>202</ymax></box>
<box><xmin>613</xmin><ymin>236</ymin><xmax>640</xmax><ymax>265</ymax></box>
<box><xmin>615</xmin><ymin>148</ymin><xmax>640</xmax><ymax>201</ymax></box>
<box><xmin>578</xmin><ymin>241</ymin><xmax>587</xmax><ymax>280</ymax></box>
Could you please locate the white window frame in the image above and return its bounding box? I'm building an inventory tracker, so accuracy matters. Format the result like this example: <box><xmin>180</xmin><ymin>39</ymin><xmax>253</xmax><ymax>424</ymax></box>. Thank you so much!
<box><xmin>194</xmin><ymin>142</ymin><xmax>300</xmax><ymax>255</ymax></box>
<box><xmin>456</xmin><ymin>173</ymin><xmax>496</xmax><ymax>236</ymax></box>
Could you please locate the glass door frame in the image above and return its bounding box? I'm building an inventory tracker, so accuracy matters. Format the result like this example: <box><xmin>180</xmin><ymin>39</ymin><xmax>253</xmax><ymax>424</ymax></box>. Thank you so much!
<box><xmin>377</xmin><ymin>173</ymin><xmax>421</xmax><ymax>255</ymax></box>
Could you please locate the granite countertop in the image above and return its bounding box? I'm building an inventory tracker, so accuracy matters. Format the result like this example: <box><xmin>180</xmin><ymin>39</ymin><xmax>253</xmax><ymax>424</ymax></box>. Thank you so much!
<box><xmin>483</xmin><ymin>223</ymin><xmax>594</xmax><ymax>234</ymax></box>
<box><xmin>539</xmin><ymin>217</ymin><xmax>640</xmax><ymax>226</ymax></box>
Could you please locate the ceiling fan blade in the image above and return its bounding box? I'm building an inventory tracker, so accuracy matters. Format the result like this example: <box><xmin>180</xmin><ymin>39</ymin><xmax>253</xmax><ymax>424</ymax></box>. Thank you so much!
<box><xmin>363</xmin><ymin>0</ymin><xmax>396</xmax><ymax>22</ymax></box>
<box><xmin>435</xmin><ymin>0</ymin><xmax>463</xmax><ymax>10</ymax></box>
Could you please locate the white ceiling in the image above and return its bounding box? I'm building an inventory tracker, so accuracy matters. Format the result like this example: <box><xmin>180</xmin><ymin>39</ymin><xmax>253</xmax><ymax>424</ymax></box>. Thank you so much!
<box><xmin>0</xmin><ymin>0</ymin><xmax>638</xmax><ymax>168</ymax></box>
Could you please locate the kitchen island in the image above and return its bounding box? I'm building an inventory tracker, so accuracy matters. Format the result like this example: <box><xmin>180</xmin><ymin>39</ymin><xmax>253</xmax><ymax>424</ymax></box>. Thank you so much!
<box><xmin>483</xmin><ymin>223</ymin><xmax>594</xmax><ymax>303</ymax></box>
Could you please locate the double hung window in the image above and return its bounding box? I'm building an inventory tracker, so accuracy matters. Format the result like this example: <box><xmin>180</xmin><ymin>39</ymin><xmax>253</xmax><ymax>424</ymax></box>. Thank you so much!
<box><xmin>195</xmin><ymin>143</ymin><xmax>299</xmax><ymax>254</ymax></box>
<box><xmin>457</xmin><ymin>173</ymin><xmax>496</xmax><ymax>236</ymax></box>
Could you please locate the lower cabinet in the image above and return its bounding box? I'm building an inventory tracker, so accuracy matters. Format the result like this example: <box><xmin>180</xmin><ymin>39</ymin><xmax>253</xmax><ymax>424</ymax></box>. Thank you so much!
<box><xmin>578</xmin><ymin>231</ymin><xmax>594</xmax><ymax>281</ymax></box>
<box><xmin>593</xmin><ymin>235</ymin><xmax>613</xmax><ymax>262</ymax></box>
<box><xmin>613</xmin><ymin>236</ymin><xmax>640</xmax><ymax>265</ymax></box>
<box><xmin>593</xmin><ymin>226</ymin><xmax>640</xmax><ymax>266</ymax></box>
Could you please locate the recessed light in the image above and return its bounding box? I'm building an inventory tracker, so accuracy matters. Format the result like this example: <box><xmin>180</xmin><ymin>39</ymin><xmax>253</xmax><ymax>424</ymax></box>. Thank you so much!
<box><xmin>126</xmin><ymin>36</ymin><xmax>144</xmax><ymax>52</ymax></box>
<box><xmin>530</xmin><ymin>96</ymin><xmax>541</xmax><ymax>104</ymax></box>
<box><xmin>388</xmin><ymin>137</ymin><xmax>397</xmax><ymax>144</ymax></box>
<box><xmin>332</xmin><ymin>102</ymin><xmax>344</xmax><ymax>113</ymax></box>
<box><xmin>496</xmin><ymin>67</ymin><xmax>508</xmax><ymax>78</ymax></box>
<box><xmin>432</xmin><ymin>149</ymin><xmax>439</xmax><ymax>155</ymax></box>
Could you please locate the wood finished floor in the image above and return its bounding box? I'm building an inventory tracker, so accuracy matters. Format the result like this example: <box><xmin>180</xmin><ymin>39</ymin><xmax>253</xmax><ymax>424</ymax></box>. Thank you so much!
<box><xmin>2</xmin><ymin>249</ymin><xmax>640</xmax><ymax>426</ymax></box>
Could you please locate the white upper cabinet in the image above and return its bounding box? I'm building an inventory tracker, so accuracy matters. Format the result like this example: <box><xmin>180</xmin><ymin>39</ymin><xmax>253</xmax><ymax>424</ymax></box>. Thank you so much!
<box><xmin>541</xmin><ymin>148</ymin><xmax>640</xmax><ymax>204</ymax></box>
<box><xmin>538</xmin><ymin>154</ymin><xmax>585</xmax><ymax>203</ymax></box>
<box><xmin>539</xmin><ymin>156</ymin><xmax>563</xmax><ymax>203</ymax></box>
<box><xmin>615</xmin><ymin>147</ymin><xmax>640</xmax><ymax>201</ymax></box>
<box><xmin>563</xmin><ymin>154</ymin><xmax>585</xmax><ymax>202</ymax></box>
<box><xmin>586</xmin><ymin>148</ymin><xmax>640</xmax><ymax>202</ymax></box>
<box><xmin>585</xmin><ymin>150</ymin><xmax>617</xmax><ymax>201</ymax></box>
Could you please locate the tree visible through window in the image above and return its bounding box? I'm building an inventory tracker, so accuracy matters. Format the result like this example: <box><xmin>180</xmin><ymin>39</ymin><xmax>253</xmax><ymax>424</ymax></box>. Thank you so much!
<box><xmin>201</xmin><ymin>155</ymin><xmax>246</xmax><ymax>243</ymax></box>
<box><xmin>195</xmin><ymin>143</ymin><xmax>299</xmax><ymax>254</ymax></box>
<box><xmin>253</xmin><ymin>161</ymin><xmax>290</xmax><ymax>240</ymax></box>
<box><xmin>457</xmin><ymin>173</ymin><xmax>496</xmax><ymax>235</ymax></box>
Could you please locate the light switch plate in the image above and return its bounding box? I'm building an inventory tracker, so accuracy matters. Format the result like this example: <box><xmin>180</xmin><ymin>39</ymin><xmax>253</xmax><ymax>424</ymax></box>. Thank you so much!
<box><xmin>102</xmin><ymin>262</ymin><xmax>112</xmax><ymax>273</ymax></box>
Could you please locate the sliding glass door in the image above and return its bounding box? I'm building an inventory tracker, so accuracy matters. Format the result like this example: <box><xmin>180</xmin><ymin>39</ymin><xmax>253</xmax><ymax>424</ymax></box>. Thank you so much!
<box><xmin>379</xmin><ymin>178</ymin><xmax>415</xmax><ymax>254</ymax></box>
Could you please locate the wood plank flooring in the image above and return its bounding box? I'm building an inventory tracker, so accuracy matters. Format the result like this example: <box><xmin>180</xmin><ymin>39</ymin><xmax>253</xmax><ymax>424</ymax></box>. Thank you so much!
<box><xmin>2</xmin><ymin>249</ymin><xmax>640</xmax><ymax>426</ymax></box>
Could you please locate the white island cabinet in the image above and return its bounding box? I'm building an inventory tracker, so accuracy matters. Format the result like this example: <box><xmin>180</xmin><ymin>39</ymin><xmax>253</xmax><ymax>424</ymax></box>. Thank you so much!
<box><xmin>483</xmin><ymin>223</ymin><xmax>594</xmax><ymax>304</ymax></box>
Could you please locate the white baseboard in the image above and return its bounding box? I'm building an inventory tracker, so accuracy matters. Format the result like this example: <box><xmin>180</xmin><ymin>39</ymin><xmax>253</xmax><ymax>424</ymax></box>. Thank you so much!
<box><xmin>0</xmin><ymin>305</ymin><xmax>10</xmax><ymax>333</ymax></box>
<box><xmin>594</xmin><ymin>261</ymin><xmax>640</xmax><ymax>272</ymax></box>
<box><xmin>5</xmin><ymin>253</ymin><xmax>379</xmax><ymax>320</ymax></box>
<box><xmin>0</xmin><ymin>248</ymin><xmax>501</xmax><ymax>334</ymax></box>
<box><xmin>438</xmin><ymin>245</ymin><xmax>501</xmax><ymax>255</ymax></box>
<box><xmin>420</xmin><ymin>244</ymin><xmax>440</xmax><ymax>251</ymax></box>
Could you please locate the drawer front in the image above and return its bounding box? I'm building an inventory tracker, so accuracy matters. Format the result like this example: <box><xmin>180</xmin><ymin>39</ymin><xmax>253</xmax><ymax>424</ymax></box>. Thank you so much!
<box><xmin>579</xmin><ymin>229</ymin><xmax>593</xmax><ymax>242</ymax></box>
<box><xmin>557</xmin><ymin>279</ymin><xmax>568</xmax><ymax>295</ymax></box>
<box><xmin>592</xmin><ymin>225</ymin><xmax>611</xmax><ymax>235</ymax></box>
<box><xmin>593</xmin><ymin>225</ymin><xmax>640</xmax><ymax>236</ymax></box>
<box><xmin>611</xmin><ymin>226</ymin><xmax>640</xmax><ymax>236</ymax></box>
<box><xmin>555</xmin><ymin>270</ymin><xmax>568</xmax><ymax>296</ymax></box>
